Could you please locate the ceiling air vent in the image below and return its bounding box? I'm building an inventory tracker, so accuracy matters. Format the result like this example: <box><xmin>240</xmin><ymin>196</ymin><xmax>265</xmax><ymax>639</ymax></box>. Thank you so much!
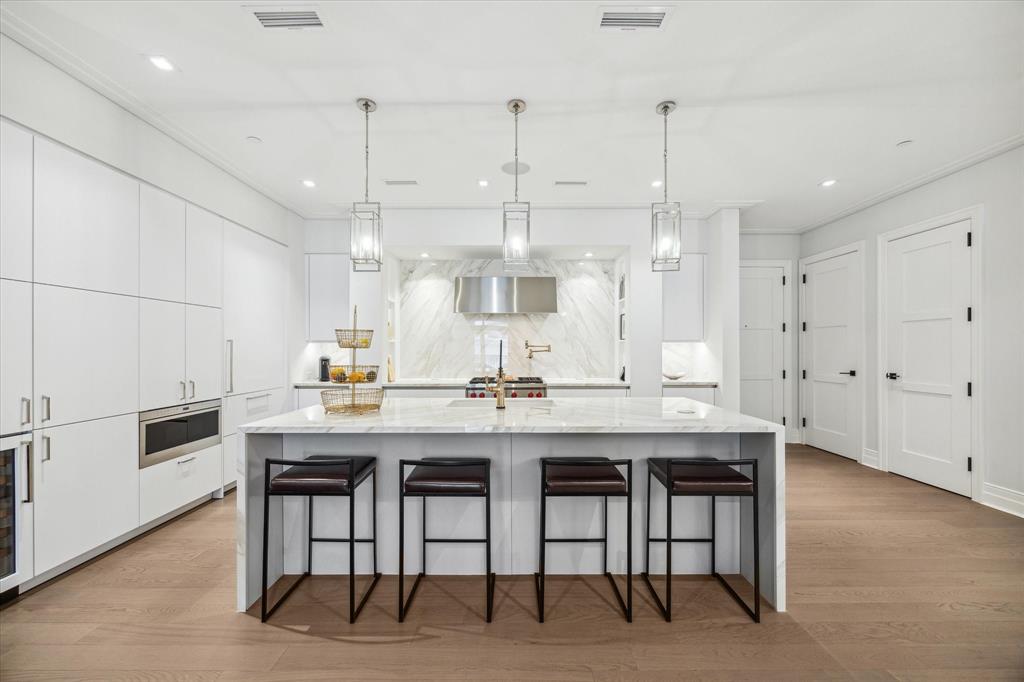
<box><xmin>554</xmin><ymin>180</ymin><xmax>588</xmax><ymax>186</ymax></box>
<box><xmin>252</xmin><ymin>9</ymin><xmax>323</xmax><ymax>29</ymax></box>
<box><xmin>383</xmin><ymin>179</ymin><xmax>419</xmax><ymax>186</ymax></box>
<box><xmin>598</xmin><ymin>6</ymin><xmax>670</xmax><ymax>31</ymax></box>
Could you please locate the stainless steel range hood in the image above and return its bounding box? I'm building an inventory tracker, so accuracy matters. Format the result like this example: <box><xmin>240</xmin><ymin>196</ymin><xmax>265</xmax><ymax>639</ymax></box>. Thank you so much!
<box><xmin>453</xmin><ymin>276</ymin><xmax>557</xmax><ymax>314</ymax></box>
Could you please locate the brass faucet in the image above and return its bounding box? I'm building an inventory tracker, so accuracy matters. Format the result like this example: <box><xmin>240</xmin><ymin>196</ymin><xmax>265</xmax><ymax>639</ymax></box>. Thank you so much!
<box><xmin>483</xmin><ymin>367</ymin><xmax>507</xmax><ymax>410</ymax></box>
<box><xmin>525</xmin><ymin>340</ymin><xmax>552</xmax><ymax>359</ymax></box>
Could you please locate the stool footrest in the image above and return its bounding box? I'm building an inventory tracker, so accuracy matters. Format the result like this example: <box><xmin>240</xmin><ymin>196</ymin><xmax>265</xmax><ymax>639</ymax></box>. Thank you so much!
<box><xmin>310</xmin><ymin>537</ymin><xmax>375</xmax><ymax>543</ymax></box>
<box><xmin>544</xmin><ymin>537</ymin><xmax>608</xmax><ymax>543</ymax></box>
<box><xmin>423</xmin><ymin>537</ymin><xmax>487</xmax><ymax>543</ymax></box>
<box><xmin>646</xmin><ymin>537</ymin><xmax>712</xmax><ymax>543</ymax></box>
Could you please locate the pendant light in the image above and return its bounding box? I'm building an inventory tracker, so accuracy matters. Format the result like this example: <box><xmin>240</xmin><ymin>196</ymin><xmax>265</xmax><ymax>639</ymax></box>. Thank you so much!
<box><xmin>503</xmin><ymin>99</ymin><xmax>530</xmax><ymax>271</ymax></box>
<box><xmin>351</xmin><ymin>97</ymin><xmax>382</xmax><ymax>272</ymax></box>
<box><xmin>651</xmin><ymin>100</ymin><xmax>681</xmax><ymax>272</ymax></box>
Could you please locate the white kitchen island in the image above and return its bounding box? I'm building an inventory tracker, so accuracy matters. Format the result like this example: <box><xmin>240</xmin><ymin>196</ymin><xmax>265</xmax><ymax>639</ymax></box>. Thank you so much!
<box><xmin>236</xmin><ymin>397</ymin><xmax>786</xmax><ymax>613</ymax></box>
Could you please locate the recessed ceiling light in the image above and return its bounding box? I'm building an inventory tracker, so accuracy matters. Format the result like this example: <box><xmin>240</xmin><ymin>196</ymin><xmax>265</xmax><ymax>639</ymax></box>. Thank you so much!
<box><xmin>148</xmin><ymin>56</ymin><xmax>174</xmax><ymax>72</ymax></box>
<box><xmin>302</xmin><ymin>179</ymin><xmax>316</xmax><ymax>188</ymax></box>
<box><xmin>820</xmin><ymin>179</ymin><xmax>837</xmax><ymax>188</ymax></box>
<box><xmin>651</xmin><ymin>180</ymin><xmax>663</xmax><ymax>188</ymax></box>
<box><xmin>420</xmin><ymin>252</ymin><xmax>430</xmax><ymax>258</ymax></box>
<box><xmin>246</xmin><ymin>135</ymin><xmax>262</xmax><ymax>144</ymax></box>
<box><xmin>896</xmin><ymin>139</ymin><xmax>914</xmax><ymax>148</ymax></box>
<box><xmin>478</xmin><ymin>179</ymin><xmax>489</xmax><ymax>187</ymax></box>
<box><xmin>584</xmin><ymin>252</ymin><xmax>594</xmax><ymax>258</ymax></box>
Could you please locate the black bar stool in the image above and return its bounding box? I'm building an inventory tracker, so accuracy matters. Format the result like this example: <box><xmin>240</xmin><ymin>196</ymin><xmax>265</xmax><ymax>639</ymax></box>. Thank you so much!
<box><xmin>261</xmin><ymin>455</ymin><xmax>381</xmax><ymax>623</ymax></box>
<box><xmin>535</xmin><ymin>457</ymin><xmax>632</xmax><ymax>623</ymax></box>
<box><xmin>641</xmin><ymin>457</ymin><xmax>759</xmax><ymax>623</ymax></box>
<box><xmin>398</xmin><ymin>458</ymin><xmax>495</xmax><ymax>622</ymax></box>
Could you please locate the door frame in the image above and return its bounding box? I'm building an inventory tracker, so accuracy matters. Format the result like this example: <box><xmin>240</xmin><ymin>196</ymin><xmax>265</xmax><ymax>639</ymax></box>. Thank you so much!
<box><xmin>876</xmin><ymin>205</ymin><xmax>983</xmax><ymax>500</ymax></box>
<box><xmin>798</xmin><ymin>241</ymin><xmax>866</xmax><ymax>459</ymax></box>
<box><xmin>739</xmin><ymin>259</ymin><xmax>794</xmax><ymax>440</ymax></box>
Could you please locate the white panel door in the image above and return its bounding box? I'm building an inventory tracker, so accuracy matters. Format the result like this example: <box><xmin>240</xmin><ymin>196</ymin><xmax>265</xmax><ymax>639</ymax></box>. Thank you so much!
<box><xmin>307</xmin><ymin>253</ymin><xmax>350</xmax><ymax>342</ymax></box>
<box><xmin>662</xmin><ymin>254</ymin><xmax>705</xmax><ymax>341</ymax></box>
<box><xmin>739</xmin><ymin>266</ymin><xmax>784</xmax><ymax>424</ymax></box>
<box><xmin>34</xmin><ymin>284</ymin><xmax>139</xmax><ymax>427</ymax></box>
<box><xmin>186</xmin><ymin>304</ymin><xmax>222</xmax><ymax>402</ymax></box>
<box><xmin>0</xmin><ymin>279</ymin><xmax>33</xmax><ymax>434</ymax></box>
<box><xmin>885</xmin><ymin>220</ymin><xmax>971</xmax><ymax>495</ymax></box>
<box><xmin>33</xmin><ymin>138</ymin><xmax>139</xmax><ymax>296</ymax></box>
<box><xmin>186</xmin><ymin>203</ymin><xmax>223</xmax><ymax>308</ymax></box>
<box><xmin>33</xmin><ymin>414</ymin><xmax>139</xmax><ymax>574</ymax></box>
<box><xmin>139</xmin><ymin>184</ymin><xmax>186</xmax><ymax>302</ymax></box>
<box><xmin>0</xmin><ymin>120</ymin><xmax>33</xmax><ymax>281</ymax></box>
<box><xmin>140</xmin><ymin>298</ymin><xmax>186</xmax><ymax>410</ymax></box>
<box><xmin>802</xmin><ymin>250</ymin><xmax>862</xmax><ymax>459</ymax></box>
<box><xmin>224</xmin><ymin>222</ymin><xmax>286</xmax><ymax>395</ymax></box>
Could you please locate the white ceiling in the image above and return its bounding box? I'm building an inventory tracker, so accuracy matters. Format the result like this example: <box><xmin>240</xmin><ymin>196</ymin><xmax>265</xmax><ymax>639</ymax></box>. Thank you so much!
<box><xmin>2</xmin><ymin>1</ymin><xmax>1021</xmax><ymax>231</ymax></box>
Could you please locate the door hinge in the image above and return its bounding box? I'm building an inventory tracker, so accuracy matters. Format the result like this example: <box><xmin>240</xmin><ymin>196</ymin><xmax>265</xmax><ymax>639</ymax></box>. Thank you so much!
<box><xmin>802</xmin><ymin>321</ymin><xmax>807</xmax><ymax>332</ymax></box>
<box><xmin>967</xmin><ymin>231</ymin><xmax>972</xmax><ymax>247</ymax></box>
<box><xmin>802</xmin><ymin>417</ymin><xmax>807</xmax><ymax>427</ymax></box>
<box><xmin>967</xmin><ymin>456</ymin><xmax>972</xmax><ymax>472</ymax></box>
<box><xmin>802</xmin><ymin>273</ymin><xmax>807</xmax><ymax>284</ymax></box>
<box><xmin>967</xmin><ymin>306</ymin><xmax>972</xmax><ymax>322</ymax></box>
<box><xmin>782</xmin><ymin>369</ymin><xmax>787</xmax><ymax>379</ymax></box>
<box><xmin>967</xmin><ymin>381</ymin><xmax>972</xmax><ymax>397</ymax></box>
<box><xmin>802</xmin><ymin>369</ymin><xmax>807</xmax><ymax>379</ymax></box>
<box><xmin>782</xmin><ymin>322</ymin><xmax>787</xmax><ymax>332</ymax></box>
<box><xmin>782</xmin><ymin>416</ymin><xmax>787</xmax><ymax>426</ymax></box>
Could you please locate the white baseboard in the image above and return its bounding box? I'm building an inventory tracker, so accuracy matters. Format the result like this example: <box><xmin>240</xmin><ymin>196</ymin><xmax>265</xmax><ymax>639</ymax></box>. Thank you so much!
<box><xmin>980</xmin><ymin>482</ymin><xmax>1024</xmax><ymax>519</ymax></box>
<box><xmin>861</xmin><ymin>448</ymin><xmax>880</xmax><ymax>469</ymax></box>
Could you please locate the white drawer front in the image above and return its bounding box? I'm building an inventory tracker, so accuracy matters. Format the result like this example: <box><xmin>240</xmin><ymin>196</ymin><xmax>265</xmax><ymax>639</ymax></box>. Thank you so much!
<box><xmin>140</xmin><ymin>444</ymin><xmax>222</xmax><ymax>525</ymax></box>
<box><xmin>223</xmin><ymin>387</ymin><xmax>288</xmax><ymax>436</ymax></box>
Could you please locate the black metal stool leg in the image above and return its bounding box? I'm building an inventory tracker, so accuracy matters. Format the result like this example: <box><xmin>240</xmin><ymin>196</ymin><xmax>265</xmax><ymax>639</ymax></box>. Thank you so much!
<box><xmin>422</xmin><ymin>497</ymin><xmax>427</xmax><ymax>576</ymax></box>
<box><xmin>626</xmin><ymin>461</ymin><xmax>633</xmax><ymax>623</ymax></box>
<box><xmin>260</xmin><ymin>484</ymin><xmax>270</xmax><ymax>622</ymax></box>
<box><xmin>398</xmin><ymin>476</ymin><xmax>405</xmax><ymax>622</ymax></box>
<box><xmin>644</xmin><ymin>469</ymin><xmax>651</xmax><ymax>576</ymax></box>
<box><xmin>665</xmin><ymin>483</ymin><xmax>672</xmax><ymax>622</ymax></box>
<box><xmin>348</xmin><ymin>491</ymin><xmax>355</xmax><ymax>623</ymax></box>
<box><xmin>307</xmin><ymin>495</ymin><xmax>314</xmax><ymax>575</ymax></box>
<box><xmin>536</xmin><ymin>481</ymin><xmax>546</xmax><ymax>623</ymax></box>
<box><xmin>372</xmin><ymin>470</ymin><xmax>378</xmax><ymax>575</ymax></box>
<box><xmin>485</xmin><ymin>463</ymin><xmax>494</xmax><ymax>623</ymax></box>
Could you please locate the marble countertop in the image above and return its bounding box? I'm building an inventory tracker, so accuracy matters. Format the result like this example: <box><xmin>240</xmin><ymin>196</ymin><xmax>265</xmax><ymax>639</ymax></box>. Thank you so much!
<box><xmin>240</xmin><ymin>397</ymin><xmax>782</xmax><ymax>434</ymax></box>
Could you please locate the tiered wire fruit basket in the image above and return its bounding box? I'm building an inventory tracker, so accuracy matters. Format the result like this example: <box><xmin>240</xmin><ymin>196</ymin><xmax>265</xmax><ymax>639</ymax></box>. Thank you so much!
<box><xmin>321</xmin><ymin>305</ymin><xmax>384</xmax><ymax>414</ymax></box>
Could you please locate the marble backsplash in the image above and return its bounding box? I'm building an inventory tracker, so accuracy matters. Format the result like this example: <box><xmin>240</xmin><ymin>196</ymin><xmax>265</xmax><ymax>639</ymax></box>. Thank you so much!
<box><xmin>398</xmin><ymin>259</ymin><xmax>617</xmax><ymax>379</ymax></box>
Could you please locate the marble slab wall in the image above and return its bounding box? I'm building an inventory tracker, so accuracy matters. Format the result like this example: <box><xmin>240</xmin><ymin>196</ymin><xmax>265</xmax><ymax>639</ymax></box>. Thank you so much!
<box><xmin>398</xmin><ymin>259</ymin><xmax>616</xmax><ymax>378</ymax></box>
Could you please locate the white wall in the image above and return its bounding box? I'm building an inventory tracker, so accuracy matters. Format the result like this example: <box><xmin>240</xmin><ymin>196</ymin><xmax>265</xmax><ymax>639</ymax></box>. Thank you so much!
<box><xmin>0</xmin><ymin>34</ymin><xmax>294</xmax><ymax>245</ymax></box>
<box><xmin>800</xmin><ymin>147</ymin><xmax>1024</xmax><ymax>514</ymax></box>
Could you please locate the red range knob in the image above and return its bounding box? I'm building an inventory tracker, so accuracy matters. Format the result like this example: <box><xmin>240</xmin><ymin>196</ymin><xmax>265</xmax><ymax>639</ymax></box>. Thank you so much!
<box><xmin>511</xmin><ymin>392</ymin><xmax>518</xmax><ymax>398</ymax></box>
<box><xmin>469</xmin><ymin>392</ymin><xmax>477</xmax><ymax>398</ymax></box>
<box><xmin>527</xmin><ymin>392</ymin><xmax>535</xmax><ymax>398</ymax></box>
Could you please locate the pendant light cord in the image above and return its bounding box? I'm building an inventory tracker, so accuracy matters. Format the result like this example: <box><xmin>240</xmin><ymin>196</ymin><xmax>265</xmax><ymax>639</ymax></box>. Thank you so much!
<box><xmin>363</xmin><ymin>102</ymin><xmax>370</xmax><ymax>203</ymax></box>
<box><xmin>513</xmin><ymin>105</ymin><xmax>520</xmax><ymax>202</ymax></box>
<box><xmin>662</xmin><ymin>106</ymin><xmax>668</xmax><ymax>204</ymax></box>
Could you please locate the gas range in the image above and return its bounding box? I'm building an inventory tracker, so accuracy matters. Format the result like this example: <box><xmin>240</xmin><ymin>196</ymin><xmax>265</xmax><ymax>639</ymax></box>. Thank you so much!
<box><xmin>465</xmin><ymin>376</ymin><xmax>548</xmax><ymax>399</ymax></box>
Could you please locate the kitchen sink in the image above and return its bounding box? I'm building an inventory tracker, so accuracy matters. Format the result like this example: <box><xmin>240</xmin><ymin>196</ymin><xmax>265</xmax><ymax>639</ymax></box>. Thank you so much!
<box><xmin>447</xmin><ymin>398</ymin><xmax>555</xmax><ymax>408</ymax></box>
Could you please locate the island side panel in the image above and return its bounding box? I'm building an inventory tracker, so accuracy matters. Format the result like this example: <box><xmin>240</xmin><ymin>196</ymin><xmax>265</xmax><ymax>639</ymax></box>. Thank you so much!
<box><xmin>279</xmin><ymin>433</ymin><xmax>513</xmax><ymax>578</ymax></box>
<box><xmin>739</xmin><ymin>429</ymin><xmax>785</xmax><ymax>611</ymax></box>
<box><xmin>237</xmin><ymin>432</ymin><xmax>284</xmax><ymax>612</ymax></box>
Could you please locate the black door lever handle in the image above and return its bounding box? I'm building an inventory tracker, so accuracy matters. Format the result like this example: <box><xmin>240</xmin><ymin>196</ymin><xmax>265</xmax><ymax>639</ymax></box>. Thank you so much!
<box><xmin>885</xmin><ymin>372</ymin><xmax>900</xmax><ymax>380</ymax></box>
<box><xmin>839</xmin><ymin>370</ymin><xmax>856</xmax><ymax>376</ymax></box>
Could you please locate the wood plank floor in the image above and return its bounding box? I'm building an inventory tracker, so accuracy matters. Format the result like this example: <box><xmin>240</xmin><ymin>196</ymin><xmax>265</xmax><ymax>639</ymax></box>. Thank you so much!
<box><xmin>2</xmin><ymin>445</ymin><xmax>1022</xmax><ymax>680</ymax></box>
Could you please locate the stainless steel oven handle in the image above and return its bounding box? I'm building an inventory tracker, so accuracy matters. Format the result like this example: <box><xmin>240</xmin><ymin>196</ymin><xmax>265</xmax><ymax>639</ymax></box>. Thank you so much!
<box><xmin>21</xmin><ymin>396</ymin><xmax>31</xmax><ymax>425</ymax></box>
<box><xmin>177</xmin><ymin>456</ymin><xmax>197</xmax><ymax>465</ymax></box>
<box><xmin>226</xmin><ymin>339</ymin><xmax>234</xmax><ymax>394</ymax></box>
<box><xmin>41</xmin><ymin>434</ymin><xmax>51</xmax><ymax>462</ymax></box>
<box><xmin>23</xmin><ymin>441</ymin><xmax>33</xmax><ymax>503</ymax></box>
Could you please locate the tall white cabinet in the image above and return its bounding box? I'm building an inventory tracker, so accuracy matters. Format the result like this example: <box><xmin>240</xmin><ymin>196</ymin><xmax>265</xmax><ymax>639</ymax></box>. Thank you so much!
<box><xmin>0</xmin><ymin>279</ymin><xmax>32</xmax><ymax>434</ymax></box>
<box><xmin>0</xmin><ymin>120</ymin><xmax>33</xmax><ymax>282</ymax></box>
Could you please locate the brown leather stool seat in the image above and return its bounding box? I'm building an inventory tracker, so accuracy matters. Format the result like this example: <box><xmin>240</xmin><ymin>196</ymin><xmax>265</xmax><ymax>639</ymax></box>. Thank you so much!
<box><xmin>404</xmin><ymin>458</ymin><xmax>487</xmax><ymax>495</ymax></box>
<box><xmin>267</xmin><ymin>456</ymin><xmax>376</xmax><ymax>495</ymax></box>
<box><xmin>544</xmin><ymin>459</ymin><xmax>628</xmax><ymax>495</ymax></box>
<box><xmin>648</xmin><ymin>458</ymin><xmax>753</xmax><ymax>495</ymax></box>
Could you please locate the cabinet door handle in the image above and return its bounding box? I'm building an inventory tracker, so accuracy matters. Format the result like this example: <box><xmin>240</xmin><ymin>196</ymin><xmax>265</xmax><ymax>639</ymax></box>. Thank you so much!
<box><xmin>226</xmin><ymin>339</ymin><xmax>235</xmax><ymax>394</ymax></box>
<box><xmin>189</xmin><ymin>380</ymin><xmax>196</xmax><ymax>399</ymax></box>
<box><xmin>41</xmin><ymin>395</ymin><xmax>51</xmax><ymax>422</ymax></box>
<box><xmin>839</xmin><ymin>370</ymin><xmax>856</xmax><ymax>377</ymax></box>
<box><xmin>247</xmin><ymin>393</ymin><xmax>271</xmax><ymax>402</ymax></box>
<box><xmin>21</xmin><ymin>396</ymin><xmax>31</xmax><ymax>425</ymax></box>
<box><xmin>179</xmin><ymin>380</ymin><xmax>187</xmax><ymax>400</ymax></box>
<box><xmin>23</xmin><ymin>441</ymin><xmax>33</xmax><ymax>503</ymax></box>
<box><xmin>41</xmin><ymin>434</ymin><xmax>51</xmax><ymax>462</ymax></box>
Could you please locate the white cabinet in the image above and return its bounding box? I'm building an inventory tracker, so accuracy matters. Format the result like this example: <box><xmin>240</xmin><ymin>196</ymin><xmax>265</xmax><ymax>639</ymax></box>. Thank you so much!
<box><xmin>222</xmin><ymin>433</ymin><xmax>238</xmax><ymax>487</ymax></box>
<box><xmin>663</xmin><ymin>386</ymin><xmax>716</xmax><ymax>404</ymax></box>
<box><xmin>306</xmin><ymin>253</ymin><xmax>350</xmax><ymax>341</ymax></box>
<box><xmin>139</xmin><ymin>184</ymin><xmax>186</xmax><ymax>302</ymax></box>
<box><xmin>32</xmin><ymin>414</ymin><xmax>139</xmax><ymax>574</ymax></box>
<box><xmin>186</xmin><ymin>204</ymin><xmax>223</xmax><ymax>308</ymax></box>
<box><xmin>140</xmin><ymin>298</ymin><xmax>186</xmax><ymax>410</ymax></box>
<box><xmin>187</xmin><ymin>305</ymin><xmax>223</xmax><ymax>402</ymax></box>
<box><xmin>663</xmin><ymin>254</ymin><xmax>705</xmax><ymax>341</ymax></box>
<box><xmin>140</xmin><ymin>444</ymin><xmax>222</xmax><ymax>525</ymax></box>
<box><xmin>141</xmin><ymin>300</ymin><xmax>222</xmax><ymax>409</ymax></box>
<box><xmin>0</xmin><ymin>279</ymin><xmax>33</xmax><ymax>434</ymax></box>
<box><xmin>33</xmin><ymin>138</ymin><xmax>139</xmax><ymax>296</ymax></box>
<box><xmin>0</xmin><ymin>120</ymin><xmax>33</xmax><ymax>282</ymax></box>
<box><xmin>34</xmin><ymin>284</ymin><xmax>139</xmax><ymax>427</ymax></box>
<box><xmin>224</xmin><ymin>222</ymin><xmax>286</xmax><ymax>395</ymax></box>
<box><xmin>296</xmin><ymin>388</ymin><xmax>325</xmax><ymax>409</ymax></box>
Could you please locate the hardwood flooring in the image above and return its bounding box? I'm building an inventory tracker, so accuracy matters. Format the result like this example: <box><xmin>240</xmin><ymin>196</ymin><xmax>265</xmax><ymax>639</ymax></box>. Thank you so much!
<box><xmin>1</xmin><ymin>444</ymin><xmax>1022</xmax><ymax>680</ymax></box>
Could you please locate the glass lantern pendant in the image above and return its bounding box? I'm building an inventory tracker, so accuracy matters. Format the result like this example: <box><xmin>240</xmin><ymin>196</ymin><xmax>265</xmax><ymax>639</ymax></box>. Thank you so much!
<box><xmin>503</xmin><ymin>99</ymin><xmax>530</xmax><ymax>271</ymax></box>
<box><xmin>351</xmin><ymin>98</ymin><xmax>383</xmax><ymax>272</ymax></box>
<box><xmin>651</xmin><ymin>100</ymin><xmax>681</xmax><ymax>272</ymax></box>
